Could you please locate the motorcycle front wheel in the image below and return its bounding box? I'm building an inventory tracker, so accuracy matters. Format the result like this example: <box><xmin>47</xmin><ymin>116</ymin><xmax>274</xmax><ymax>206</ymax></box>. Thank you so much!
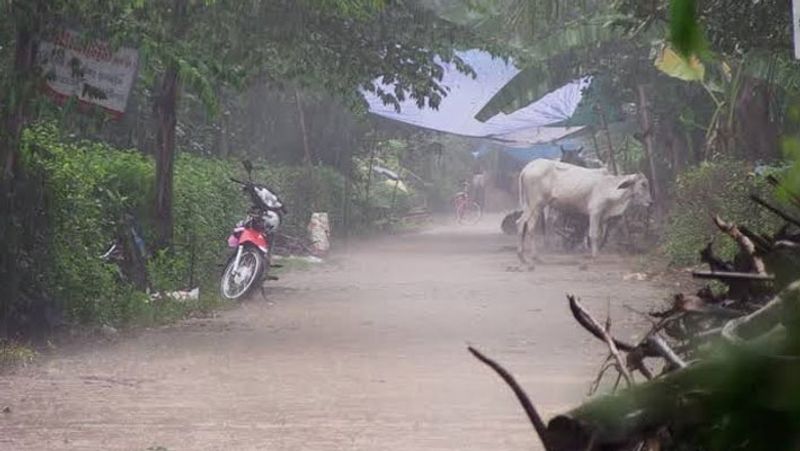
<box><xmin>220</xmin><ymin>245</ymin><xmax>267</xmax><ymax>301</ymax></box>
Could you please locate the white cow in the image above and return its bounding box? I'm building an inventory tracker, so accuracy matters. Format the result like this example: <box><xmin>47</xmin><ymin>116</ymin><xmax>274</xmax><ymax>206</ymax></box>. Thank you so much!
<box><xmin>516</xmin><ymin>159</ymin><xmax>652</xmax><ymax>261</ymax></box>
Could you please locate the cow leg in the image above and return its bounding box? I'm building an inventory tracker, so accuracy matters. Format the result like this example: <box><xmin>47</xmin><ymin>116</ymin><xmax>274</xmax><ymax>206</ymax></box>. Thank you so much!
<box><xmin>516</xmin><ymin>208</ymin><xmax>539</xmax><ymax>264</ymax></box>
<box><xmin>589</xmin><ymin>214</ymin><xmax>602</xmax><ymax>258</ymax></box>
<box><xmin>600</xmin><ymin>218</ymin><xmax>613</xmax><ymax>250</ymax></box>
<box><xmin>516</xmin><ymin>209</ymin><xmax>533</xmax><ymax>263</ymax></box>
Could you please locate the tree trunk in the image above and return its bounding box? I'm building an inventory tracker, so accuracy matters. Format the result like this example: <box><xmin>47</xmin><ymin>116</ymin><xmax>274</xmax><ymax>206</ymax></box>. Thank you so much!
<box><xmin>365</xmin><ymin>142</ymin><xmax>377</xmax><ymax>222</ymax></box>
<box><xmin>2</xmin><ymin>25</ymin><xmax>36</xmax><ymax>181</ymax></box>
<box><xmin>637</xmin><ymin>85</ymin><xmax>660</xmax><ymax>205</ymax></box>
<box><xmin>1</xmin><ymin>18</ymin><xmax>38</xmax><ymax>337</ymax></box>
<box><xmin>295</xmin><ymin>88</ymin><xmax>315</xmax><ymax>210</ymax></box>
<box><xmin>214</xmin><ymin>84</ymin><xmax>230</xmax><ymax>158</ymax></box>
<box><xmin>153</xmin><ymin>66</ymin><xmax>180</xmax><ymax>249</ymax></box>
<box><xmin>152</xmin><ymin>0</ymin><xmax>188</xmax><ymax>249</ymax></box>
<box><xmin>597</xmin><ymin>106</ymin><xmax>618</xmax><ymax>175</ymax></box>
<box><xmin>736</xmin><ymin>79</ymin><xmax>780</xmax><ymax>162</ymax></box>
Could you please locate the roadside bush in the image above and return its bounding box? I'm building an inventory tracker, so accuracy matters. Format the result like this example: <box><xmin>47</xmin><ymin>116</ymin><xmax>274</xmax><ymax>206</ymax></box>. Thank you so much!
<box><xmin>663</xmin><ymin>159</ymin><xmax>784</xmax><ymax>265</ymax></box>
<box><xmin>12</xmin><ymin>123</ymin><xmax>398</xmax><ymax>331</ymax></box>
<box><xmin>20</xmin><ymin>124</ymin><xmax>155</xmax><ymax>326</ymax></box>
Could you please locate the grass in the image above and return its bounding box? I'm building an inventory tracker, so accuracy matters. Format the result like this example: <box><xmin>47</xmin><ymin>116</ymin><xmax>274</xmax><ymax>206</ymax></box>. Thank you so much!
<box><xmin>271</xmin><ymin>255</ymin><xmax>320</xmax><ymax>275</ymax></box>
<box><xmin>0</xmin><ymin>341</ymin><xmax>37</xmax><ymax>370</ymax></box>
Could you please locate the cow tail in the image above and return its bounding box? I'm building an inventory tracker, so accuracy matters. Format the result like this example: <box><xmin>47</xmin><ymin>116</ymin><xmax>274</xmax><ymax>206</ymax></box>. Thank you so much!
<box><xmin>518</xmin><ymin>171</ymin><xmax>527</xmax><ymax>211</ymax></box>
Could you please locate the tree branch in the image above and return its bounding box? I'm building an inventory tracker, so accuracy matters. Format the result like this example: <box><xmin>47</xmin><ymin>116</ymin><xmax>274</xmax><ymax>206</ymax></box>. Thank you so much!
<box><xmin>712</xmin><ymin>215</ymin><xmax>766</xmax><ymax>275</ymax></box>
<box><xmin>568</xmin><ymin>295</ymin><xmax>632</xmax><ymax>386</ymax></box>
<box><xmin>568</xmin><ymin>294</ymin><xmax>639</xmax><ymax>353</ymax></box>
<box><xmin>468</xmin><ymin>346</ymin><xmax>552</xmax><ymax>451</ymax></box>
<box><xmin>646</xmin><ymin>335</ymin><xmax>687</xmax><ymax>369</ymax></box>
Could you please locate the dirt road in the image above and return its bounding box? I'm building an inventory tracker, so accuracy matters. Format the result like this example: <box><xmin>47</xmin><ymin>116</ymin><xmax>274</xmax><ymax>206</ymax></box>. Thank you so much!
<box><xmin>1</xmin><ymin>218</ymin><xmax>666</xmax><ymax>450</ymax></box>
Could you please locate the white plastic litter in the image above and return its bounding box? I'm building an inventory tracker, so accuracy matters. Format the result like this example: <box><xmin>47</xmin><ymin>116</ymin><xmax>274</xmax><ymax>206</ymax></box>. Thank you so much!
<box><xmin>308</xmin><ymin>212</ymin><xmax>331</xmax><ymax>256</ymax></box>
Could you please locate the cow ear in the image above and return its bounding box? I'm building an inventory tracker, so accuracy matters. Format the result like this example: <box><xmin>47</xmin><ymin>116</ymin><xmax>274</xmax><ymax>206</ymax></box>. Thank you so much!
<box><xmin>617</xmin><ymin>178</ymin><xmax>635</xmax><ymax>190</ymax></box>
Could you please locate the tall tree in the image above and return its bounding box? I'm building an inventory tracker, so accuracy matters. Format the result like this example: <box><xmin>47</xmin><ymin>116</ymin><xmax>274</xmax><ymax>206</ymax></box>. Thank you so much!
<box><xmin>128</xmin><ymin>0</ymin><xmax>489</xmax><ymax>247</ymax></box>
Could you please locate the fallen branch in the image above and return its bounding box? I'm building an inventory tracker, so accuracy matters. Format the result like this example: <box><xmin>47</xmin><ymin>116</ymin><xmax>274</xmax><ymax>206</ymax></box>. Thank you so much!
<box><xmin>775</xmin><ymin>240</ymin><xmax>800</xmax><ymax>251</ymax></box>
<box><xmin>568</xmin><ymin>295</ymin><xmax>632</xmax><ymax>386</ymax></box>
<box><xmin>626</xmin><ymin>347</ymin><xmax>654</xmax><ymax>380</ymax></box>
<box><xmin>568</xmin><ymin>295</ymin><xmax>638</xmax><ymax>353</ymax></box>
<box><xmin>738</xmin><ymin>225</ymin><xmax>774</xmax><ymax>254</ymax></box>
<box><xmin>699</xmin><ymin>242</ymin><xmax>734</xmax><ymax>272</ymax></box>
<box><xmin>468</xmin><ymin>346</ymin><xmax>552</xmax><ymax>451</ymax></box>
<box><xmin>722</xmin><ymin>280</ymin><xmax>800</xmax><ymax>344</ymax></box>
<box><xmin>750</xmin><ymin>194</ymin><xmax>800</xmax><ymax>229</ymax></box>
<box><xmin>588</xmin><ymin>356</ymin><xmax>616</xmax><ymax>396</ymax></box>
<box><xmin>646</xmin><ymin>335</ymin><xmax>687</xmax><ymax>369</ymax></box>
<box><xmin>713</xmin><ymin>215</ymin><xmax>766</xmax><ymax>275</ymax></box>
<box><xmin>692</xmin><ymin>271</ymin><xmax>774</xmax><ymax>282</ymax></box>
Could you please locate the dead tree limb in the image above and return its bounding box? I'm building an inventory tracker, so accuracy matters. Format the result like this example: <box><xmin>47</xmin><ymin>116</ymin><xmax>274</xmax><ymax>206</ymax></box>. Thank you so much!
<box><xmin>713</xmin><ymin>215</ymin><xmax>767</xmax><ymax>275</ymax></box>
<box><xmin>646</xmin><ymin>335</ymin><xmax>687</xmax><ymax>369</ymax></box>
<box><xmin>568</xmin><ymin>295</ymin><xmax>638</xmax><ymax>353</ymax></box>
<box><xmin>738</xmin><ymin>225</ymin><xmax>774</xmax><ymax>253</ymax></box>
<box><xmin>692</xmin><ymin>271</ymin><xmax>774</xmax><ymax>282</ymax></box>
<box><xmin>468</xmin><ymin>346</ymin><xmax>552</xmax><ymax>451</ymax></box>
<box><xmin>750</xmin><ymin>194</ymin><xmax>800</xmax><ymax>228</ymax></box>
<box><xmin>568</xmin><ymin>296</ymin><xmax>633</xmax><ymax>386</ymax></box>
<box><xmin>699</xmin><ymin>242</ymin><xmax>734</xmax><ymax>272</ymax></box>
<box><xmin>775</xmin><ymin>240</ymin><xmax>800</xmax><ymax>250</ymax></box>
<box><xmin>588</xmin><ymin>356</ymin><xmax>616</xmax><ymax>396</ymax></box>
<box><xmin>626</xmin><ymin>347</ymin><xmax>654</xmax><ymax>381</ymax></box>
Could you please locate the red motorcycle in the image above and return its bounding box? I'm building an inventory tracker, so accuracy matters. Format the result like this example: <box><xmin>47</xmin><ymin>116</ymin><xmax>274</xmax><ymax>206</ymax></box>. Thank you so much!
<box><xmin>220</xmin><ymin>163</ymin><xmax>287</xmax><ymax>301</ymax></box>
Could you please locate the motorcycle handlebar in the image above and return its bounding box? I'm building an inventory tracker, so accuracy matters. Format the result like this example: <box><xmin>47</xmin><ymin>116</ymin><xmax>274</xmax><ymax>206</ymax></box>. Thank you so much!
<box><xmin>231</xmin><ymin>177</ymin><xmax>287</xmax><ymax>214</ymax></box>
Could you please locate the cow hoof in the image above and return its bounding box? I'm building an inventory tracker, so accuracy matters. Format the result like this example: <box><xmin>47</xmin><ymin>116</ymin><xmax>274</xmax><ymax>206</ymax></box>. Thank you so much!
<box><xmin>526</xmin><ymin>263</ymin><xmax>536</xmax><ymax>272</ymax></box>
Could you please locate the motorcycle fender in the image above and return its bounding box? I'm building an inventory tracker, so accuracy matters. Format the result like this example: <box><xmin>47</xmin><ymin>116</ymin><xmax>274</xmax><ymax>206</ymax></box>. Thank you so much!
<box><xmin>238</xmin><ymin>228</ymin><xmax>268</xmax><ymax>253</ymax></box>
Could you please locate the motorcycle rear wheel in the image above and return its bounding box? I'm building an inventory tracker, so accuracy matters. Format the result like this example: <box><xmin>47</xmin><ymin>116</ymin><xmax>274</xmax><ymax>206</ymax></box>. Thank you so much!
<box><xmin>220</xmin><ymin>245</ymin><xmax>267</xmax><ymax>301</ymax></box>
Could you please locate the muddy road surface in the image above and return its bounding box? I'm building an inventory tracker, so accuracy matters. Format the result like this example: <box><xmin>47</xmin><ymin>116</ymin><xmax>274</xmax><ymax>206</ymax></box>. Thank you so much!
<box><xmin>2</xmin><ymin>217</ymin><xmax>668</xmax><ymax>450</ymax></box>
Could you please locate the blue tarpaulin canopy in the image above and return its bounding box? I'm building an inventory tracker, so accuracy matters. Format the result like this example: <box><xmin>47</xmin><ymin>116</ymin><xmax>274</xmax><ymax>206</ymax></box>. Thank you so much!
<box><xmin>364</xmin><ymin>50</ymin><xmax>591</xmax><ymax>146</ymax></box>
<box><xmin>473</xmin><ymin>137</ymin><xmax>584</xmax><ymax>164</ymax></box>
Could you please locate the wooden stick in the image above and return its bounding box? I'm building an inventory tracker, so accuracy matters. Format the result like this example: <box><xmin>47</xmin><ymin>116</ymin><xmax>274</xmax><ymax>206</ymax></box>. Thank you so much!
<box><xmin>692</xmin><ymin>271</ymin><xmax>774</xmax><ymax>282</ymax></box>
<box><xmin>468</xmin><ymin>346</ymin><xmax>552</xmax><ymax>451</ymax></box>
<box><xmin>738</xmin><ymin>225</ymin><xmax>774</xmax><ymax>253</ymax></box>
<box><xmin>775</xmin><ymin>240</ymin><xmax>800</xmax><ymax>250</ymax></box>
<box><xmin>588</xmin><ymin>356</ymin><xmax>616</xmax><ymax>396</ymax></box>
<box><xmin>568</xmin><ymin>295</ymin><xmax>638</xmax><ymax>353</ymax></box>
<box><xmin>713</xmin><ymin>215</ymin><xmax>766</xmax><ymax>275</ymax></box>
<box><xmin>569</xmin><ymin>296</ymin><xmax>632</xmax><ymax>386</ymax></box>
<box><xmin>646</xmin><ymin>335</ymin><xmax>687</xmax><ymax>369</ymax></box>
<box><xmin>749</xmin><ymin>194</ymin><xmax>800</xmax><ymax>229</ymax></box>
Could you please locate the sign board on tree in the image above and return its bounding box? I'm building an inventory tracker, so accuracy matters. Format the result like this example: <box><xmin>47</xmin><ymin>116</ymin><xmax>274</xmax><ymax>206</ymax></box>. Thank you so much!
<box><xmin>37</xmin><ymin>29</ymin><xmax>139</xmax><ymax>117</ymax></box>
<box><xmin>794</xmin><ymin>0</ymin><xmax>800</xmax><ymax>59</ymax></box>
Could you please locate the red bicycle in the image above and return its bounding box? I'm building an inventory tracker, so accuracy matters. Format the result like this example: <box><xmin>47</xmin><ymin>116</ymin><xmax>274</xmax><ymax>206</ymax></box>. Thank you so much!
<box><xmin>453</xmin><ymin>183</ymin><xmax>482</xmax><ymax>225</ymax></box>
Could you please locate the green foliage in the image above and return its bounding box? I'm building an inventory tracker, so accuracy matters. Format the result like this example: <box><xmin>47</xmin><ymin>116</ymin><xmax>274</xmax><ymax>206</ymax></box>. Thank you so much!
<box><xmin>0</xmin><ymin>341</ymin><xmax>37</xmax><ymax>369</ymax></box>
<box><xmin>14</xmin><ymin>123</ymin><xmax>405</xmax><ymax>328</ymax></box>
<box><xmin>18</xmin><ymin>122</ymin><xmax>233</xmax><ymax>326</ymax></box>
<box><xmin>669</xmin><ymin>0</ymin><xmax>705</xmax><ymax>58</ymax></box>
<box><xmin>663</xmin><ymin>160</ymin><xmax>783</xmax><ymax>265</ymax></box>
<box><xmin>20</xmin><ymin>123</ymin><xmax>154</xmax><ymax>325</ymax></box>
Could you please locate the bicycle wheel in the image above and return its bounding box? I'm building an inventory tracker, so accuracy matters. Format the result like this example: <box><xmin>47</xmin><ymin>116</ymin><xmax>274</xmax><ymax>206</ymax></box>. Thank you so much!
<box><xmin>458</xmin><ymin>201</ymin><xmax>482</xmax><ymax>225</ymax></box>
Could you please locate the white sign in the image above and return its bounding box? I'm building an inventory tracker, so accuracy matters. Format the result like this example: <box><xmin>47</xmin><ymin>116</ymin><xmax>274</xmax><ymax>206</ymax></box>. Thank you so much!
<box><xmin>794</xmin><ymin>0</ymin><xmax>800</xmax><ymax>59</ymax></box>
<box><xmin>37</xmin><ymin>29</ymin><xmax>139</xmax><ymax>117</ymax></box>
